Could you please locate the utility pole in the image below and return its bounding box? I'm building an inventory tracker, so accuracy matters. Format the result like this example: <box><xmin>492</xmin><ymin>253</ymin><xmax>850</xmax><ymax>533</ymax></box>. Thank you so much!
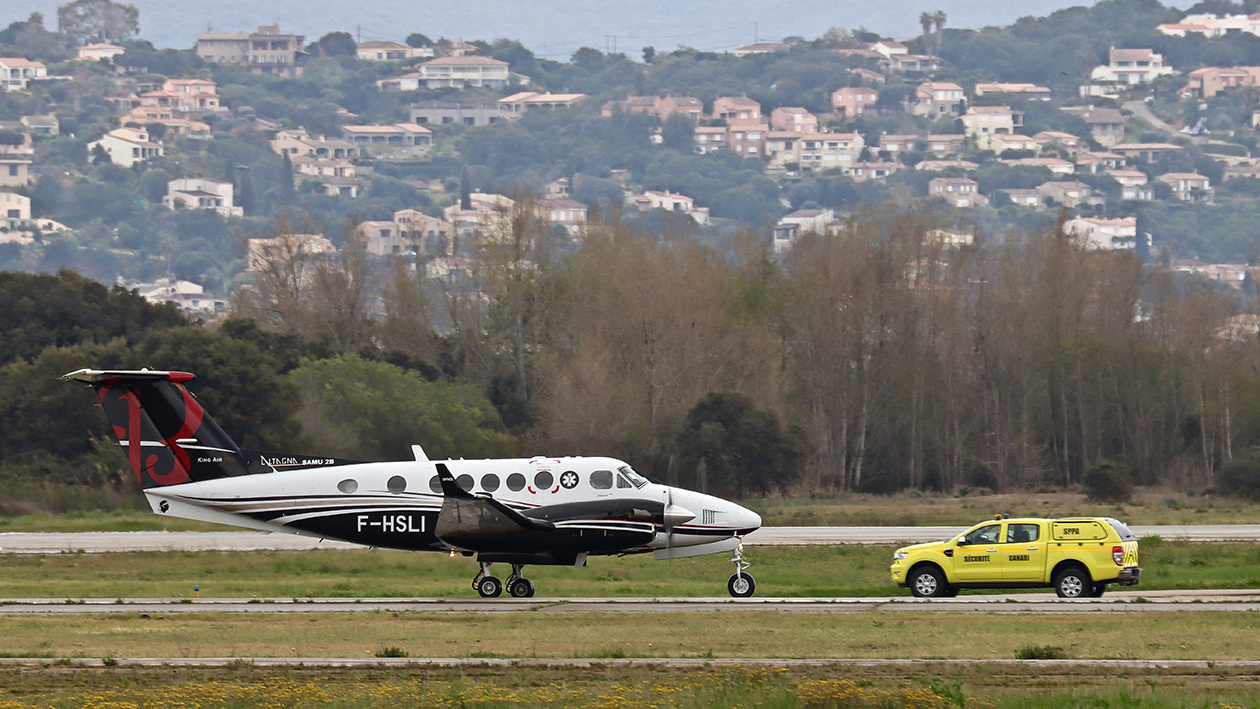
<box><xmin>755</xmin><ymin>22</ymin><xmax>760</xmax><ymax>43</ymax></box>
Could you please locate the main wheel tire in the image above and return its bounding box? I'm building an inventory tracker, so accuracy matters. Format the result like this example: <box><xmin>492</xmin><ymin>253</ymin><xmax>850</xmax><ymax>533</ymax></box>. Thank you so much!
<box><xmin>509</xmin><ymin>578</ymin><xmax>535</xmax><ymax>598</ymax></box>
<box><xmin>477</xmin><ymin>576</ymin><xmax>503</xmax><ymax>598</ymax></box>
<box><xmin>909</xmin><ymin>566</ymin><xmax>947</xmax><ymax>598</ymax></box>
<box><xmin>728</xmin><ymin>573</ymin><xmax>756</xmax><ymax>598</ymax></box>
<box><xmin>1089</xmin><ymin>583</ymin><xmax>1108</xmax><ymax>598</ymax></box>
<box><xmin>1053</xmin><ymin>567</ymin><xmax>1090</xmax><ymax>598</ymax></box>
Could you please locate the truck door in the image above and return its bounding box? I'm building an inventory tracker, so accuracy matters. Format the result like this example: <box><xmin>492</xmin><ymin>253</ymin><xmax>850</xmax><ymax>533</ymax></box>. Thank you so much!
<box><xmin>999</xmin><ymin>522</ymin><xmax>1046</xmax><ymax>582</ymax></box>
<box><xmin>952</xmin><ymin>523</ymin><xmax>1003</xmax><ymax>582</ymax></box>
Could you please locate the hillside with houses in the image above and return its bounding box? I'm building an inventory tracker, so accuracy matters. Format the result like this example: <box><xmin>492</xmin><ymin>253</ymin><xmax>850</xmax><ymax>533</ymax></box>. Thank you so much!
<box><xmin>12</xmin><ymin>0</ymin><xmax>1260</xmax><ymax>498</ymax></box>
<box><xmin>7</xmin><ymin>0</ymin><xmax>1260</xmax><ymax>307</ymax></box>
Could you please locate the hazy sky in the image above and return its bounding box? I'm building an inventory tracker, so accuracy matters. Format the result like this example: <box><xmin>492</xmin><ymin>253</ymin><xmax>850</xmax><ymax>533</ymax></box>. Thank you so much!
<box><xmin>8</xmin><ymin>0</ymin><xmax>1196</xmax><ymax>60</ymax></box>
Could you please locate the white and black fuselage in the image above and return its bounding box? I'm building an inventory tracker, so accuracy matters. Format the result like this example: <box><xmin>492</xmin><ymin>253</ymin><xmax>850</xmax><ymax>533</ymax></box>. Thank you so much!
<box><xmin>147</xmin><ymin>455</ymin><xmax>761</xmax><ymax>566</ymax></box>
<box><xmin>61</xmin><ymin>368</ymin><xmax>763</xmax><ymax>596</ymax></box>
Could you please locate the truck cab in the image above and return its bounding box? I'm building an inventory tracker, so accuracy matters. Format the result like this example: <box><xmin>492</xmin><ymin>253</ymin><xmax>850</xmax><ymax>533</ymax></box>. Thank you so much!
<box><xmin>889</xmin><ymin>516</ymin><xmax>1141</xmax><ymax>598</ymax></box>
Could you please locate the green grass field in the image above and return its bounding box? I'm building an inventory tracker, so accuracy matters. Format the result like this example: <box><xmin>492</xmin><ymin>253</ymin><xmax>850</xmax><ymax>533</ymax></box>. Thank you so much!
<box><xmin>0</xmin><ymin>660</ymin><xmax>1257</xmax><ymax>708</ymax></box>
<box><xmin>0</xmin><ymin>541</ymin><xmax>1256</xmax><ymax>599</ymax></box>
<box><xmin>1</xmin><ymin>610</ymin><xmax>1258</xmax><ymax>661</ymax></box>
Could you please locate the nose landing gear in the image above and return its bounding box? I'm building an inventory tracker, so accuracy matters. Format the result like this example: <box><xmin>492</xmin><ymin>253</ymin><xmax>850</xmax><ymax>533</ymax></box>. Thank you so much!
<box><xmin>727</xmin><ymin>540</ymin><xmax>755</xmax><ymax>598</ymax></box>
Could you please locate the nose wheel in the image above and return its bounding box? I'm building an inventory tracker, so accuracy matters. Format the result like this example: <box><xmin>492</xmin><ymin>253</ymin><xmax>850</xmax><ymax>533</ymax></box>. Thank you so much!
<box><xmin>727</xmin><ymin>540</ymin><xmax>755</xmax><ymax>598</ymax></box>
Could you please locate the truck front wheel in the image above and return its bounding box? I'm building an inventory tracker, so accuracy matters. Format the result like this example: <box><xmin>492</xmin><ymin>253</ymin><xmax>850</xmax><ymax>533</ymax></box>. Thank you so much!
<box><xmin>909</xmin><ymin>566</ymin><xmax>948</xmax><ymax>598</ymax></box>
<box><xmin>1053</xmin><ymin>567</ymin><xmax>1091</xmax><ymax>598</ymax></box>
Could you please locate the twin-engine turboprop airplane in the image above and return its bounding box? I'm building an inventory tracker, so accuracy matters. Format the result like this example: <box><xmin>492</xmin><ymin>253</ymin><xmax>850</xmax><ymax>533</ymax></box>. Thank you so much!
<box><xmin>62</xmin><ymin>368</ymin><xmax>762</xmax><ymax>597</ymax></box>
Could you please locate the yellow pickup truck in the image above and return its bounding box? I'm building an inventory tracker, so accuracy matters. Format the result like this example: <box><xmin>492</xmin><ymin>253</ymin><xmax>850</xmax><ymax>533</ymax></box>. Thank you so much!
<box><xmin>889</xmin><ymin>516</ymin><xmax>1141</xmax><ymax>598</ymax></box>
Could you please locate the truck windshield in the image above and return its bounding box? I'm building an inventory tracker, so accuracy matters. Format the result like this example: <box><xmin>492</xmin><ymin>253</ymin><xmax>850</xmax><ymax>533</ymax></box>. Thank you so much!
<box><xmin>1106</xmin><ymin>518</ymin><xmax>1137</xmax><ymax>541</ymax></box>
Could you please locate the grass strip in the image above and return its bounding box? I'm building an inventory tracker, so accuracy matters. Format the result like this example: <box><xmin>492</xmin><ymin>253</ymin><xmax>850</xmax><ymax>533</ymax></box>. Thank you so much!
<box><xmin>0</xmin><ymin>610</ymin><xmax>1256</xmax><ymax>661</ymax></box>
<box><xmin>0</xmin><ymin>661</ymin><xmax>1258</xmax><ymax>708</ymax></box>
<box><xmin>0</xmin><ymin>542</ymin><xmax>1258</xmax><ymax>599</ymax></box>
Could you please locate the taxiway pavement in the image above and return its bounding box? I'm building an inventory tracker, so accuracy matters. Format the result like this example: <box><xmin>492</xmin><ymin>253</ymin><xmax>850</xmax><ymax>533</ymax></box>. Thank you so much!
<box><xmin>0</xmin><ymin>589</ymin><xmax>1258</xmax><ymax>615</ymax></box>
<box><xmin>3</xmin><ymin>524</ymin><xmax>1260</xmax><ymax>554</ymax></box>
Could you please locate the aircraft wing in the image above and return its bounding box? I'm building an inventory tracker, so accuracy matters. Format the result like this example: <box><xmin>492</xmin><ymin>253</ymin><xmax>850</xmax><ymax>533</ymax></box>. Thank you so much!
<box><xmin>434</xmin><ymin>463</ymin><xmax>555</xmax><ymax>542</ymax></box>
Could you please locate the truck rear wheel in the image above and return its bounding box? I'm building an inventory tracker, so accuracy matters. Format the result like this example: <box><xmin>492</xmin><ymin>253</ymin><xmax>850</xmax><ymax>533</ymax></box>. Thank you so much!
<box><xmin>909</xmin><ymin>566</ymin><xmax>947</xmax><ymax>598</ymax></box>
<box><xmin>1053</xmin><ymin>567</ymin><xmax>1090</xmax><ymax>598</ymax></box>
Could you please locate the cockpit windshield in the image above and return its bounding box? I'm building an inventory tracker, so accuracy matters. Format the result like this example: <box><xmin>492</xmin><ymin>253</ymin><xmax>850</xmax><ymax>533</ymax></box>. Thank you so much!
<box><xmin>618</xmin><ymin>465</ymin><xmax>649</xmax><ymax>489</ymax></box>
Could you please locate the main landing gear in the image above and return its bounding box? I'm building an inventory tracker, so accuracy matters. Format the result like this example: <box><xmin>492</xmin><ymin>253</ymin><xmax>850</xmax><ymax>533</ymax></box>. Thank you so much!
<box><xmin>727</xmin><ymin>541</ymin><xmax>756</xmax><ymax>598</ymax></box>
<box><xmin>472</xmin><ymin>562</ymin><xmax>536</xmax><ymax>598</ymax></box>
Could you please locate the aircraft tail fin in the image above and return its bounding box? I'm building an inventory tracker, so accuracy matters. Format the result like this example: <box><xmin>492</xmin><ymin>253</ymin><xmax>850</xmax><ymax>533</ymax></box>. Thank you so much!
<box><xmin>63</xmin><ymin>368</ymin><xmax>253</xmax><ymax>489</ymax></box>
<box><xmin>63</xmin><ymin>369</ymin><xmax>363</xmax><ymax>488</ymax></box>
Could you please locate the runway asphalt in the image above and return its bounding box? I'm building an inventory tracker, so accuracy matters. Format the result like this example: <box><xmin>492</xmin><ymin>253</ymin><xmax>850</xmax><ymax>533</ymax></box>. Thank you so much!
<box><xmin>1</xmin><ymin>589</ymin><xmax>1257</xmax><ymax>614</ymax></box>
<box><xmin>3</xmin><ymin>524</ymin><xmax>1260</xmax><ymax>553</ymax></box>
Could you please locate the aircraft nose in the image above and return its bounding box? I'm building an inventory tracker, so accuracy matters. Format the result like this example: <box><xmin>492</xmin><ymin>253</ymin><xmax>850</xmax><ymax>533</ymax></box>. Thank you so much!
<box><xmin>732</xmin><ymin>502</ymin><xmax>762</xmax><ymax>534</ymax></box>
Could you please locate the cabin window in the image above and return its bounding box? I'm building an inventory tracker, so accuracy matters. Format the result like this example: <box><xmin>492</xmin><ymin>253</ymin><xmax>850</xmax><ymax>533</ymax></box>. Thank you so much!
<box><xmin>506</xmin><ymin>473</ymin><xmax>526</xmax><ymax>491</ymax></box>
<box><xmin>534</xmin><ymin>471</ymin><xmax>554</xmax><ymax>490</ymax></box>
<box><xmin>481</xmin><ymin>473</ymin><xmax>500</xmax><ymax>492</ymax></box>
<box><xmin>590</xmin><ymin>470</ymin><xmax>613</xmax><ymax>490</ymax></box>
<box><xmin>1007</xmin><ymin>524</ymin><xmax>1040</xmax><ymax>543</ymax></box>
<box><xmin>428</xmin><ymin>476</ymin><xmax>442</xmax><ymax>493</ymax></box>
<box><xmin>387</xmin><ymin>475</ymin><xmax>406</xmax><ymax>494</ymax></box>
<box><xmin>337</xmin><ymin>479</ymin><xmax>358</xmax><ymax>494</ymax></box>
<box><xmin>456</xmin><ymin>474</ymin><xmax>474</xmax><ymax>492</ymax></box>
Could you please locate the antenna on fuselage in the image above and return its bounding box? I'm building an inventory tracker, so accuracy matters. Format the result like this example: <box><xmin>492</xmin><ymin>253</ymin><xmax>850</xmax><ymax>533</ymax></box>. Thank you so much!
<box><xmin>411</xmin><ymin>445</ymin><xmax>429</xmax><ymax>462</ymax></box>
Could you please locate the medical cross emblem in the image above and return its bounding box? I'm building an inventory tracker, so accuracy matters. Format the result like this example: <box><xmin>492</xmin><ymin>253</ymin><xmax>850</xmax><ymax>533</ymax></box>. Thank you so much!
<box><xmin>560</xmin><ymin>471</ymin><xmax>578</xmax><ymax>489</ymax></box>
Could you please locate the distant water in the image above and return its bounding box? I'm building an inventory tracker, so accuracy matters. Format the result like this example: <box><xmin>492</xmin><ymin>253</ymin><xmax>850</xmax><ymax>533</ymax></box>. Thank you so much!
<box><xmin>6</xmin><ymin>0</ymin><xmax>1196</xmax><ymax>60</ymax></box>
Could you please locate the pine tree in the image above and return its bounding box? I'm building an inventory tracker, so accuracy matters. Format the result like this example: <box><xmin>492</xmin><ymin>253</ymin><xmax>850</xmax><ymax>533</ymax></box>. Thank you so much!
<box><xmin>280</xmin><ymin>153</ymin><xmax>295</xmax><ymax>205</ymax></box>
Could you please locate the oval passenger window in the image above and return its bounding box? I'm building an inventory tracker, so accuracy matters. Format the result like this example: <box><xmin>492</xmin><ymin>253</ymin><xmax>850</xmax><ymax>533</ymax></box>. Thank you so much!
<box><xmin>534</xmin><ymin>471</ymin><xmax>554</xmax><ymax>490</ymax></box>
<box><xmin>481</xmin><ymin>474</ymin><xmax>500</xmax><ymax>492</ymax></box>
<box><xmin>429</xmin><ymin>476</ymin><xmax>442</xmax><ymax>494</ymax></box>
<box><xmin>590</xmin><ymin>470</ymin><xmax>613</xmax><ymax>490</ymax></box>
<box><xmin>456</xmin><ymin>474</ymin><xmax>474</xmax><ymax>492</ymax></box>
<box><xmin>387</xmin><ymin>475</ymin><xmax>406</xmax><ymax>494</ymax></box>
<box><xmin>337</xmin><ymin>479</ymin><xmax>358</xmax><ymax>494</ymax></box>
<box><xmin>506</xmin><ymin>473</ymin><xmax>526</xmax><ymax>491</ymax></box>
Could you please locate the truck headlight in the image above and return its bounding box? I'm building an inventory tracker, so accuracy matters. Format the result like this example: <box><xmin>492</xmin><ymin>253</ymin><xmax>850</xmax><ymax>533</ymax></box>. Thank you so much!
<box><xmin>893</xmin><ymin>551</ymin><xmax>908</xmax><ymax>561</ymax></box>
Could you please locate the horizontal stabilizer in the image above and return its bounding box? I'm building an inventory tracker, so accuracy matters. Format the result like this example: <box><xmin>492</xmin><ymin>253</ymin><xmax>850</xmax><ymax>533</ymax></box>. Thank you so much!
<box><xmin>434</xmin><ymin>463</ymin><xmax>555</xmax><ymax>542</ymax></box>
<box><xmin>61</xmin><ymin>368</ymin><xmax>194</xmax><ymax>384</ymax></box>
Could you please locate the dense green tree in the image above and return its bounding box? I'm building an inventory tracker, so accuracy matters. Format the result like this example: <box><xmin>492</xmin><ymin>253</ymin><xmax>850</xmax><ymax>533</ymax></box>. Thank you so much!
<box><xmin>660</xmin><ymin>112</ymin><xmax>695</xmax><ymax>152</ymax></box>
<box><xmin>405</xmin><ymin>33</ymin><xmax>432</xmax><ymax>48</ymax></box>
<box><xmin>0</xmin><ymin>270</ymin><xmax>186</xmax><ymax>367</ymax></box>
<box><xmin>310</xmin><ymin>31</ymin><xmax>356</xmax><ymax>57</ymax></box>
<box><xmin>287</xmin><ymin>355</ymin><xmax>517</xmax><ymax>461</ymax></box>
<box><xmin>56</xmin><ymin>0</ymin><xmax>139</xmax><ymax>45</ymax></box>
<box><xmin>1081</xmin><ymin>458</ymin><xmax>1134</xmax><ymax>502</ymax></box>
<box><xmin>0</xmin><ymin>339</ymin><xmax>132</xmax><ymax>464</ymax></box>
<box><xmin>676</xmin><ymin>391</ymin><xmax>806</xmax><ymax>495</ymax></box>
<box><xmin>131</xmin><ymin>327</ymin><xmax>299</xmax><ymax>451</ymax></box>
